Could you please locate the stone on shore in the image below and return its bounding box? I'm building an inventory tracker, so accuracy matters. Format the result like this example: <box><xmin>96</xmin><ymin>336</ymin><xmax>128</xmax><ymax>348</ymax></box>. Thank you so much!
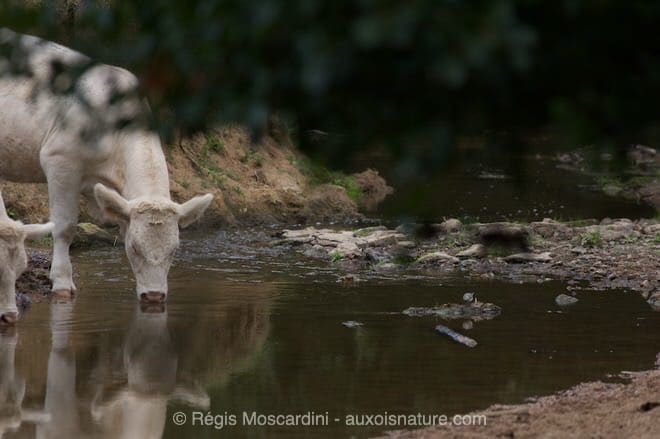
<box><xmin>504</xmin><ymin>252</ymin><xmax>553</xmax><ymax>263</ymax></box>
<box><xmin>583</xmin><ymin>219</ymin><xmax>636</xmax><ymax>242</ymax></box>
<box><xmin>530</xmin><ymin>218</ymin><xmax>571</xmax><ymax>239</ymax></box>
<box><xmin>457</xmin><ymin>243</ymin><xmax>487</xmax><ymax>259</ymax></box>
<box><xmin>440</xmin><ymin>218</ymin><xmax>462</xmax><ymax>233</ymax></box>
<box><xmin>415</xmin><ymin>251</ymin><xmax>460</xmax><ymax>265</ymax></box>
<box><xmin>281</xmin><ymin>226</ymin><xmax>406</xmax><ymax>260</ymax></box>
<box><xmin>72</xmin><ymin>223</ymin><xmax>116</xmax><ymax>248</ymax></box>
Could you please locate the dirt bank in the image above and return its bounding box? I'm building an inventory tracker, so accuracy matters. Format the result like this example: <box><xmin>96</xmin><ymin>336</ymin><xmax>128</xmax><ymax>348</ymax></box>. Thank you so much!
<box><xmin>379</xmin><ymin>363</ymin><xmax>660</xmax><ymax>439</ymax></box>
<box><xmin>0</xmin><ymin>125</ymin><xmax>392</xmax><ymax>226</ymax></box>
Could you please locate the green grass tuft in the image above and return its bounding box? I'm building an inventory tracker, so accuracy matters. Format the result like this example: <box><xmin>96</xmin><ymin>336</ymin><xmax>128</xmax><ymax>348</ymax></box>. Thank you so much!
<box><xmin>203</xmin><ymin>134</ymin><xmax>225</xmax><ymax>155</ymax></box>
<box><xmin>329</xmin><ymin>249</ymin><xmax>344</xmax><ymax>262</ymax></box>
<box><xmin>6</xmin><ymin>207</ymin><xmax>18</xmax><ymax>220</ymax></box>
<box><xmin>579</xmin><ymin>230</ymin><xmax>602</xmax><ymax>247</ymax></box>
<box><xmin>290</xmin><ymin>157</ymin><xmax>362</xmax><ymax>202</ymax></box>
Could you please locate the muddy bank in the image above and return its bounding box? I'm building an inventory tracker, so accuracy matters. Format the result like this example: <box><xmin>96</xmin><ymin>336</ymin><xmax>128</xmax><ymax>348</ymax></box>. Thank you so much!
<box><xmin>0</xmin><ymin>125</ymin><xmax>391</xmax><ymax>226</ymax></box>
<box><xmin>15</xmin><ymin>249</ymin><xmax>52</xmax><ymax>306</ymax></box>
<box><xmin>379</xmin><ymin>363</ymin><xmax>660</xmax><ymax>439</ymax></box>
<box><xmin>275</xmin><ymin>217</ymin><xmax>660</xmax><ymax>309</ymax></box>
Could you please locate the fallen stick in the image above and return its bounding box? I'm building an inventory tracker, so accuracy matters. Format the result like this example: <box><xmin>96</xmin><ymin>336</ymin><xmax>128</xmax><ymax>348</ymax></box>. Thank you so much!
<box><xmin>435</xmin><ymin>325</ymin><xmax>478</xmax><ymax>348</ymax></box>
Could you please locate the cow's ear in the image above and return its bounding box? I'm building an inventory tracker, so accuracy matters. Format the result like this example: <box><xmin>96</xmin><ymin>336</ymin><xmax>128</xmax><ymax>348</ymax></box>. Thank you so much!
<box><xmin>178</xmin><ymin>194</ymin><xmax>213</xmax><ymax>228</ymax></box>
<box><xmin>94</xmin><ymin>184</ymin><xmax>130</xmax><ymax>224</ymax></box>
<box><xmin>22</xmin><ymin>222</ymin><xmax>54</xmax><ymax>241</ymax></box>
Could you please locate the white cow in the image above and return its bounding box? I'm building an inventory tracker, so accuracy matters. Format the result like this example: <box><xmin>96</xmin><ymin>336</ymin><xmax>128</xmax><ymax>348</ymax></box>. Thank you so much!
<box><xmin>0</xmin><ymin>28</ymin><xmax>213</xmax><ymax>302</ymax></box>
<box><xmin>0</xmin><ymin>190</ymin><xmax>53</xmax><ymax>324</ymax></box>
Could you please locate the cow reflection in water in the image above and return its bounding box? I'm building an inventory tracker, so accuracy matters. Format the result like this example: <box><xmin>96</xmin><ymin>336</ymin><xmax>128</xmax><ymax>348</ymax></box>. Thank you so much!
<box><xmin>37</xmin><ymin>303</ymin><xmax>209</xmax><ymax>439</ymax></box>
<box><xmin>90</xmin><ymin>304</ymin><xmax>210</xmax><ymax>438</ymax></box>
<box><xmin>0</xmin><ymin>328</ymin><xmax>48</xmax><ymax>438</ymax></box>
<box><xmin>26</xmin><ymin>295</ymin><xmax>270</xmax><ymax>438</ymax></box>
<box><xmin>37</xmin><ymin>302</ymin><xmax>80</xmax><ymax>439</ymax></box>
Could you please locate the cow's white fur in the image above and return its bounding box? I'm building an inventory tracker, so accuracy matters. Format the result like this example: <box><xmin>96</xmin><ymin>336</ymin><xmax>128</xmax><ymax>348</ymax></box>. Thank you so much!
<box><xmin>0</xmin><ymin>191</ymin><xmax>53</xmax><ymax>320</ymax></box>
<box><xmin>0</xmin><ymin>29</ymin><xmax>213</xmax><ymax>300</ymax></box>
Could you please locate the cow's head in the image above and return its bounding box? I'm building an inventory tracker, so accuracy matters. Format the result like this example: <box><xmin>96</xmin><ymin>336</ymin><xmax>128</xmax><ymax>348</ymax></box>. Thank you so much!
<box><xmin>93</xmin><ymin>184</ymin><xmax>213</xmax><ymax>303</ymax></box>
<box><xmin>0</xmin><ymin>195</ymin><xmax>53</xmax><ymax>325</ymax></box>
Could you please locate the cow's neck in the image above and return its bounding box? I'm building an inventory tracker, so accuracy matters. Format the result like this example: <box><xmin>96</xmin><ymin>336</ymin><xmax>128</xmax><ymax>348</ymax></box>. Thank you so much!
<box><xmin>120</xmin><ymin>130</ymin><xmax>171</xmax><ymax>200</ymax></box>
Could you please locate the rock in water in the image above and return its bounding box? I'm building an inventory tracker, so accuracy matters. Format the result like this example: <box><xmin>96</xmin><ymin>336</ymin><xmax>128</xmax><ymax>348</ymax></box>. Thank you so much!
<box><xmin>555</xmin><ymin>294</ymin><xmax>579</xmax><ymax>306</ymax></box>
<box><xmin>403</xmin><ymin>301</ymin><xmax>501</xmax><ymax>321</ymax></box>
<box><xmin>342</xmin><ymin>321</ymin><xmax>363</xmax><ymax>328</ymax></box>
<box><xmin>435</xmin><ymin>325</ymin><xmax>478</xmax><ymax>347</ymax></box>
<box><xmin>647</xmin><ymin>292</ymin><xmax>660</xmax><ymax>311</ymax></box>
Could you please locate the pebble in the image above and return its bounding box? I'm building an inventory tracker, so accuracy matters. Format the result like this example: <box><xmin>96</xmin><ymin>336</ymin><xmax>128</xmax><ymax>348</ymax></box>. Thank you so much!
<box><xmin>555</xmin><ymin>294</ymin><xmax>579</xmax><ymax>306</ymax></box>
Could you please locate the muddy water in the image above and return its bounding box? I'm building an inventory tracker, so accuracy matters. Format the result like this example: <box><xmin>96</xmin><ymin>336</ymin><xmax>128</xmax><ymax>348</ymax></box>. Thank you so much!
<box><xmin>4</xmin><ymin>232</ymin><xmax>659</xmax><ymax>438</ymax></box>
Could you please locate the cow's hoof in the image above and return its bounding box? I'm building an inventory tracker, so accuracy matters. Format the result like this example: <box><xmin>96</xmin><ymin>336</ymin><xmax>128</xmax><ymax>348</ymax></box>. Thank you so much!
<box><xmin>52</xmin><ymin>289</ymin><xmax>74</xmax><ymax>300</ymax></box>
<box><xmin>0</xmin><ymin>312</ymin><xmax>18</xmax><ymax>325</ymax></box>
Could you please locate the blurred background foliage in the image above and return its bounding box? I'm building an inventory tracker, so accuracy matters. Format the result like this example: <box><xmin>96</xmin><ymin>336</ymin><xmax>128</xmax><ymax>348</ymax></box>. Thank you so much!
<box><xmin>1</xmin><ymin>0</ymin><xmax>660</xmax><ymax>173</ymax></box>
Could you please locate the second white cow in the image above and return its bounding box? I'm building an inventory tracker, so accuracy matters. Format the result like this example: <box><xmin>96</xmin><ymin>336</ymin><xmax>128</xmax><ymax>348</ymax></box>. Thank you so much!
<box><xmin>0</xmin><ymin>28</ymin><xmax>213</xmax><ymax>302</ymax></box>
<box><xmin>0</xmin><ymin>191</ymin><xmax>53</xmax><ymax>323</ymax></box>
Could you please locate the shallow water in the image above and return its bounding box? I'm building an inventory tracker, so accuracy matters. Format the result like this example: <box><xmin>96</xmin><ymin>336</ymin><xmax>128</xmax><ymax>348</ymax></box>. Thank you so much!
<box><xmin>3</xmin><ymin>232</ymin><xmax>659</xmax><ymax>438</ymax></box>
<box><xmin>364</xmin><ymin>148</ymin><xmax>655</xmax><ymax>223</ymax></box>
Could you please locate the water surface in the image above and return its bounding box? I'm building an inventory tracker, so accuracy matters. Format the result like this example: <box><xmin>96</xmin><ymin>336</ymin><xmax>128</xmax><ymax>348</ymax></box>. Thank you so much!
<box><xmin>355</xmin><ymin>146</ymin><xmax>656</xmax><ymax>223</ymax></box>
<box><xmin>3</xmin><ymin>232</ymin><xmax>659</xmax><ymax>438</ymax></box>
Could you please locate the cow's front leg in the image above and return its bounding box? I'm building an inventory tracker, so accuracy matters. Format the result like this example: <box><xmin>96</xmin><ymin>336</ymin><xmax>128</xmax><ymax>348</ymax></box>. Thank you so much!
<box><xmin>44</xmin><ymin>167</ymin><xmax>81</xmax><ymax>297</ymax></box>
<box><xmin>51</xmin><ymin>219</ymin><xmax>77</xmax><ymax>297</ymax></box>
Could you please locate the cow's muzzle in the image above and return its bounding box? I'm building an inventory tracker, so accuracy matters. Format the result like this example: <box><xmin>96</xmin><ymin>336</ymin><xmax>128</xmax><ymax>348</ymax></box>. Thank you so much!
<box><xmin>140</xmin><ymin>292</ymin><xmax>167</xmax><ymax>304</ymax></box>
<box><xmin>0</xmin><ymin>312</ymin><xmax>18</xmax><ymax>325</ymax></box>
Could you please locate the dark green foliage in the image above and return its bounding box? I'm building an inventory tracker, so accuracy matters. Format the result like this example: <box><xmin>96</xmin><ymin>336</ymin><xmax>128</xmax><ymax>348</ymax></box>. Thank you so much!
<box><xmin>2</xmin><ymin>1</ymin><xmax>659</xmax><ymax>172</ymax></box>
